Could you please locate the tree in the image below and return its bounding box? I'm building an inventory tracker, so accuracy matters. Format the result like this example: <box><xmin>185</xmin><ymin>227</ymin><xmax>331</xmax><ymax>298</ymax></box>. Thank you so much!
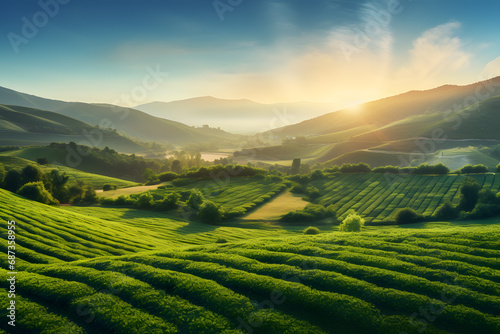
<box><xmin>187</xmin><ymin>189</ymin><xmax>204</xmax><ymax>209</ymax></box>
<box><xmin>394</xmin><ymin>208</ymin><xmax>423</xmax><ymax>224</ymax></box>
<box><xmin>17</xmin><ymin>182</ymin><xmax>58</xmax><ymax>205</ymax></box>
<box><xmin>133</xmin><ymin>192</ymin><xmax>155</xmax><ymax>209</ymax></box>
<box><xmin>458</xmin><ymin>178</ymin><xmax>481</xmax><ymax>212</ymax></box>
<box><xmin>460</xmin><ymin>164</ymin><xmax>488</xmax><ymax>174</ymax></box>
<box><xmin>68</xmin><ymin>184</ymin><xmax>84</xmax><ymax>203</ymax></box>
<box><xmin>171</xmin><ymin>159</ymin><xmax>182</xmax><ymax>174</ymax></box>
<box><xmin>46</xmin><ymin>170</ymin><xmax>70</xmax><ymax>202</ymax></box>
<box><xmin>198</xmin><ymin>201</ymin><xmax>222</xmax><ymax>224</ymax></box>
<box><xmin>4</xmin><ymin>169</ymin><xmax>22</xmax><ymax>192</ymax></box>
<box><xmin>497</xmin><ymin>162</ymin><xmax>500</xmax><ymax>173</ymax></box>
<box><xmin>435</xmin><ymin>200</ymin><xmax>459</xmax><ymax>220</ymax></box>
<box><xmin>36</xmin><ymin>157</ymin><xmax>49</xmax><ymax>165</ymax></box>
<box><xmin>156</xmin><ymin>192</ymin><xmax>180</xmax><ymax>211</ymax></box>
<box><xmin>158</xmin><ymin>172</ymin><xmax>178</xmax><ymax>182</ymax></box>
<box><xmin>0</xmin><ymin>163</ymin><xmax>5</xmax><ymax>185</ymax></box>
<box><xmin>339</xmin><ymin>211</ymin><xmax>364</xmax><ymax>232</ymax></box>
<box><xmin>290</xmin><ymin>158</ymin><xmax>301</xmax><ymax>175</ymax></box>
<box><xmin>82</xmin><ymin>186</ymin><xmax>97</xmax><ymax>203</ymax></box>
<box><xmin>21</xmin><ymin>165</ymin><xmax>42</xmax><ymax>184</ymax></box>
<box><xmin>142</xmin><ymin>168</ymin><xmax>158</xmax><ymax>183</ymax></box>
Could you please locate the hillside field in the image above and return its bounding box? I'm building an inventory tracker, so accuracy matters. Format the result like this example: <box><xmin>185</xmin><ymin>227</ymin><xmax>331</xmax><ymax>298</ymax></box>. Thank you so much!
<box><xmin>311</xmin><ymin>173</ymin><xmax>500</xmax><ymax>223</ymax></box>
<box><xmin>1</xmin><ymin>187</ymin><xmax>500</xmax><ymax>333</ymax></box>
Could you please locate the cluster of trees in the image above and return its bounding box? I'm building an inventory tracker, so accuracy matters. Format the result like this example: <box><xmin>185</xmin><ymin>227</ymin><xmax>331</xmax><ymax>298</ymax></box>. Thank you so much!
<box><xmin>0</xmin><ymin>163</ymin><xmax>96</xmax><ymax>205</ymax></box>
<box><xmin>281</xmin><ymin>203</ymin><xmax>336</xmax><ymax>223</ymax></box>
<box><xmin>100</xmin><ymin>191</ymin><xmax>181</xmax><ymax>212</ymax></box>
<box><xmin>435</xmin><ymin>178</ymin><xmax>500</xmax><ymax>220</ymax></box>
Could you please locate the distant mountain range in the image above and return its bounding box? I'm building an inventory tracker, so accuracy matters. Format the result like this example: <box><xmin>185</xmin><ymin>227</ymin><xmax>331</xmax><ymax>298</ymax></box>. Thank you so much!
<box><xmin>0</xmin><ymin>86</ymin><xmax>241</xmax><ymax>148</ymax></box>
<box><xmin>235</xmin><ymin>76</ymin><xmax>500</xmax><ymax>168</ymax></box>
<box><xmin>0</xmin><ymin>104</ymin><xmax>143</xmax><ymax>153</ymax></box>
<box><xmin>135</xmin><ymin>97</ymin><xmax>335</xmax><ymax>134</ymax></box>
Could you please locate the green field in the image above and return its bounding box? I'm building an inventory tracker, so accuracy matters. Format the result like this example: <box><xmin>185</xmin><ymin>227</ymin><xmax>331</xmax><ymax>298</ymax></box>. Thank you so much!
<box><xmin>135</xmin><ymin>177</ymin><xmax>289</xmax><ymax>218</ymax></box>
<box><xmin>0</xmin><ymin>154</ymin><xmax>138</xmax><ymax>189</ymax></box>
<box><xmin>1</xmin><ymin>186</ymin><xmax>500</xmax><ymax>333</ymax></box>
<box><xmin>311</xmin><ymin>173</ymin><xmax>500</xmax><ymax>223</ymax></box>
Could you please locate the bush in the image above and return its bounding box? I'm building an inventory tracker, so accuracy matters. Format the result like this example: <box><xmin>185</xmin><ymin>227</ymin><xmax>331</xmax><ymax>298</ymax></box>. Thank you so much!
<box><xmin>187</xmin><ymin>189</ymin><xmax>204</xmax><ymax>209</ymax></box>
<box><xmin>133</xmin><ymin>192</ymin><xmax>155</xmax><ymax>209</ymax></box>
<box><xmin>307</xmin><ymin>186</ymin><xmax>321</xmax><ymax>201</ymax></box>
<box><xmin>460</xmin><ymin>164</ymin><xmax>488</xmax><ymax>174</ymax></box>
<box><xmin>303</xmin><ymin>226</ymin><xmax>321</xmax><ymax>235</ymax></box>
<box><xmin>457</xmin><ymin>178</ymin><xmax>481</xmax><ymax>212</ymax></box>
<box><xmin>36</xmin><ymin>157</ymin><xmax>49</xmax><ymax>165</ymax></box>
<box><xmin>215</xmin><ymin>237</ymin><xmax>228</xmax><ymax>243</ymax></box>
<box><xmin>394</xmin><ymin>208</ymin><xmax>423</xmax><ymax>224</ymax></box>
<box><xmin>4</xmin><ymin>169</ymin><xmax>22</xmax><ymax>192</ymax></box>
<box><xmin>155</xmin><ymin>193</ymin><xmax>180</xmax><ymax>211</ymax></box>
<box><xmin>339</xmin><ymin>211</ymin><xmax>364</xmax><ymax>232</ymax></box>
<box><xmin>158</xmin><ymin>172</ymin><xmax>178</xmax><ymax>182</ymax></box>
<box><xmin>17</xmin><ymin>181</ymin><xmax>59</xmax><ymax>205</ymax></box>
<box><xmin>281</xmin><ymin>204</ymin><xmax>336</xmax><ymax>223</ymax></box>
<box><xmin>497</xmin><ymin>162</ymin><xmax>500</xmax><ymax>173</ymax></box>
<box><xmin>102</xmin><ymin>184</ymin><xmax>117</xmax><ymax>191</ymax></box>
<box><xmin>340</xmin><ymin>163</ymin><xmax>371</xmax><ymax>173</ymax></box>
<box><xmin>21</xmin><ymin>164</ymin><xmax>43</xmax><ymax>184</ymax></box>
<box><xmin>435</xmin><ymin>200</ymin><xmax>459</xmax><ymax>220</ymax></box>
<box><xmin>290</xmin><ymin>184</ymin><xmax>306</xmax><ymax>194</ymax></box>
<box><xmin>414</xmin><ymin>163</ymin><xmax>450</xmax><ymax>175</ymax></box>
<box><xmin>0</xmin><ymin>163</ymin><xmax>5</xmax><ymax>185</ymax></box>
<box><xmin>198</xmin><ymin>201</ymin><xmax>222</xmax><ymax>224</ymax></box>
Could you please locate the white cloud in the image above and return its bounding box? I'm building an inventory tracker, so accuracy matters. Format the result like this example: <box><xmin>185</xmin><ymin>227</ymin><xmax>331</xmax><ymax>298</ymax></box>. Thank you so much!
<box><xmin>479</xmin><ymin>56</ymin><xmax>500</xmax><ymax>80</ymax></box>
<box><xmin>395</xmin><ymin>22</ymin><xmax>470</xmax><ymax>89</ymax></box>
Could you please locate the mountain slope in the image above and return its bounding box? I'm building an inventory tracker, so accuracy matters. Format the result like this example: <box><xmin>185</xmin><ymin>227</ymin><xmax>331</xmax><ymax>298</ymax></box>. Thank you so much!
<box><xmin>0</xmin><ymin>104</ymin><xmax>144</xmax><ymax>153</ymax></box>
<box><xmin>271</xmin><ymin>76</ymin><xmax>500</xmax><ymax>138</ymax></box>
<box><xmin>135</xmin><ymin>97</ymin><xmax>335</xmax><ymax>134</ymax></box>
<box><xmin>0</xmin><ymin>87</ymin><xmax>240</xmax><ymax>145</ymax></box>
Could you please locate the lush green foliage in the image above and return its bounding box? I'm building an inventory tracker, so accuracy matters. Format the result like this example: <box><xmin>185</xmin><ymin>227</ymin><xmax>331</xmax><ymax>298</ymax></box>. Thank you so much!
<box><xmin>460</xmin><ymin>164</ymin><xmax>489</xmax><ymax>174</ymax></box>
<box><xmin>303</xmin><ymin>226</ymin><xmax>321</xmax><ymax>234</ymax></box>
<box><xmin>394</xmin><ymin>207</ymin><xmax>424</xmax><ymax>224</ymax></box>
<box><xmin>18</xmin><ymin>181</ymin><xmax>59</xmax><ymax>205</ymax></box>
<box><xmin>281</xmin><ymin>203</ymin><xmax>336</xmax><ymax>223</ymax></box>
<box><xmin>339</xmin><ymin>211</ymin><xmax>365</xmax><ymax>231</ymax></box>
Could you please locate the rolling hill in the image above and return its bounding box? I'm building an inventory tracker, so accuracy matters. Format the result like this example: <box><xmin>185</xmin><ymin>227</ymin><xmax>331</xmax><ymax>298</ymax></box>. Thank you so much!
<box><xmin>0</xmin><ymin>87</ymin><xmax>240</xmax><ymax>146</ymax></box>
<box><xmin>1</xmin><ymin>187</ymin><xmax>499</xmax><ymax>333</ymax></box>
<box><xmin>135</xmin><ymin>97</ymin><xmax>335</xmax><ymax>134</ymax></box>
<box><xmin>234</xmin><ymin>77</ymin><xmax>500</xmax><ymax>169</ymax></box>
<box><xmin>0</xmin><ymin>104</ymin><xmax>144</xmax><ymax>153</ymax></box>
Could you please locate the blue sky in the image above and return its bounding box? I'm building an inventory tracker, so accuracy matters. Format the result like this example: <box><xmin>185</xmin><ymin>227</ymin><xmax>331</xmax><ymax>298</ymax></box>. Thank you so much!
<box><xmin>1</xmin><ymin>0</ymin><xmax>500</xmax><ymax>108</ymax></box>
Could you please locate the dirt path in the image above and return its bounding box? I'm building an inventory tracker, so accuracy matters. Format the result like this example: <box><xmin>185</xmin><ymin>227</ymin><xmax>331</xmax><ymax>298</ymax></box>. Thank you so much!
<box><xmin>243</xmin><ymin>190</ymin><xmax>309</xmax><ymax>221</ymax></box>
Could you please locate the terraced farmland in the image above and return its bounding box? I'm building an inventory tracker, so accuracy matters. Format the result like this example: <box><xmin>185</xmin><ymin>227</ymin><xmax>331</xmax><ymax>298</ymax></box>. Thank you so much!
<box><xmin>146</xmin><ymin>177</ymin><xmax>289</xmax><ymax>217</ymax></box>
<box><xmin>2</xmin><ymin>204</ymin><xmax>500</xmax><ymax>334</ymax></box>
<box><xmin>311</xmin><ymin>173</ymin><xmax>500</xmax><ymax>223</ymax></box>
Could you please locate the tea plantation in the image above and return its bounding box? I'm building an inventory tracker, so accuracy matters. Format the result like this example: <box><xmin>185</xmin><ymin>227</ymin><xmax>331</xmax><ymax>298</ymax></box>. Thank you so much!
<box><xmin>1</xmin><ymin>188</ymin><xmax>500</xmax><ymax>333</ymax></box>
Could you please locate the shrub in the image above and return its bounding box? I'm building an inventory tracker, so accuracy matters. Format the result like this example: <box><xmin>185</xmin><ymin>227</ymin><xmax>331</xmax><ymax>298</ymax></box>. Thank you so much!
<box><xmin>158</xmin><ymin>172</ymin><xmax>179</xmax><ymax>182</ymax></box>
<box><xmin>290</xmin><ymin>184</ymin><xmax>306</xmax><ymax>194</ymax></box>
<box><xmin>460</xmin><ymin>164</ymin><xmax>488</xmax><ymax>174</ymax></box>
<box><xmin>457</xmin><ymin>178</ymin><xmax>481</xmax><ymax>212</ymax></box>
<box><xmin>310</xmin><ymin>169</ymin><xmax>325</xmax><ymax>180</ymax></box>
<box><xmin>133</xmin><ymin>192</ymin><xmax>155</xmax><ymax>209</ymax></box>
<box><xmin>215</xmin><ymin>237</ymin><xmax>228</xmax><ymax>243</ymax></box>
<box><xmin>281</xmin><ymin>204</ymin><xmax>336</xmax><ymax>223</ymax></box>
<box><xmin>414</xmin><ymin>163</ymin><xmax>449</xmax><ymax>175</ymax></box>
<box><xmin>340</xmin><ymin>163</ymin><xmax>371</xmax><ymax>173</ymax></box>
<box><xmin>372</xmin><ymin>166</ymin><xmax>400</xmax><ymax>174</ymax></box>
<box><xmin>155</xmin><ymin>192</ymin><xmax>180</xmax><ymax>211</ymax></box>
<box><xmin>82</xmin><ymin>186</ymin><xmax>98</xmax><ymax>203</ymax></box>
<box><xmin>307</xmin><ymin>186</ymin><xmax>321</xmax><ymax>201</ymax></box>
<box><xmin>339</xmin><ymin>211</ymin><xmax>364</xmax><ymax>232</ymax></box>
<box><xmin>497</xmin><ymin>162</ymin><xmax>500</xmax><ymax>173</ymax></box>
<box><xmin>102</xmin><ymin>184</ymin><xmax>117</xmax><ymax>191</ymax></box>
<box><xmin>4</xmin><ymin>169</ymin><xmax>22</xmax><ymax>192</ymax></box>
<box><xmin>17</xmin><ymin>181</ymin><xmax>59</xmax><ymax>205</ymax></box>
<box><xmin>435</xmin><ymin>200</ymin><xmax>459</xmax><ymax>220</ymax></box>
<box><xmin>187</xmin><ymin>189</ymin><xmax>204</xmax><ymax>209</ymax></box>
<box><xmin>303</xmin><ymin>226</ymin><xmax>321</xmax><ymax>235</ymax></box>
<box><xmin>198</xmin><ymin>201</ymin><xmax>222</xmax><ymax>224</ymax></box>
<box><xmin>142</xmin><ymin>168</ymin><xmax>159</xmax><ymax>183</ymax></box>
<box><xmin>21</xmin><ymin>164</ymin><xmax>43</xmax><ymax>184</ymax></box>
<box><xmin>0</xmin><ymin>163</ymin><xmax>5</xmax><ymax>185</ymax></box>
<box><xmin>36</xmin><ymin>157</ymin><xmax>49</xmax><ymax>165</ymax></box>
<box><xmin>394</xmin><ymin>208</ymin><xmax>423</xmax><ymax>224</ymax></box>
